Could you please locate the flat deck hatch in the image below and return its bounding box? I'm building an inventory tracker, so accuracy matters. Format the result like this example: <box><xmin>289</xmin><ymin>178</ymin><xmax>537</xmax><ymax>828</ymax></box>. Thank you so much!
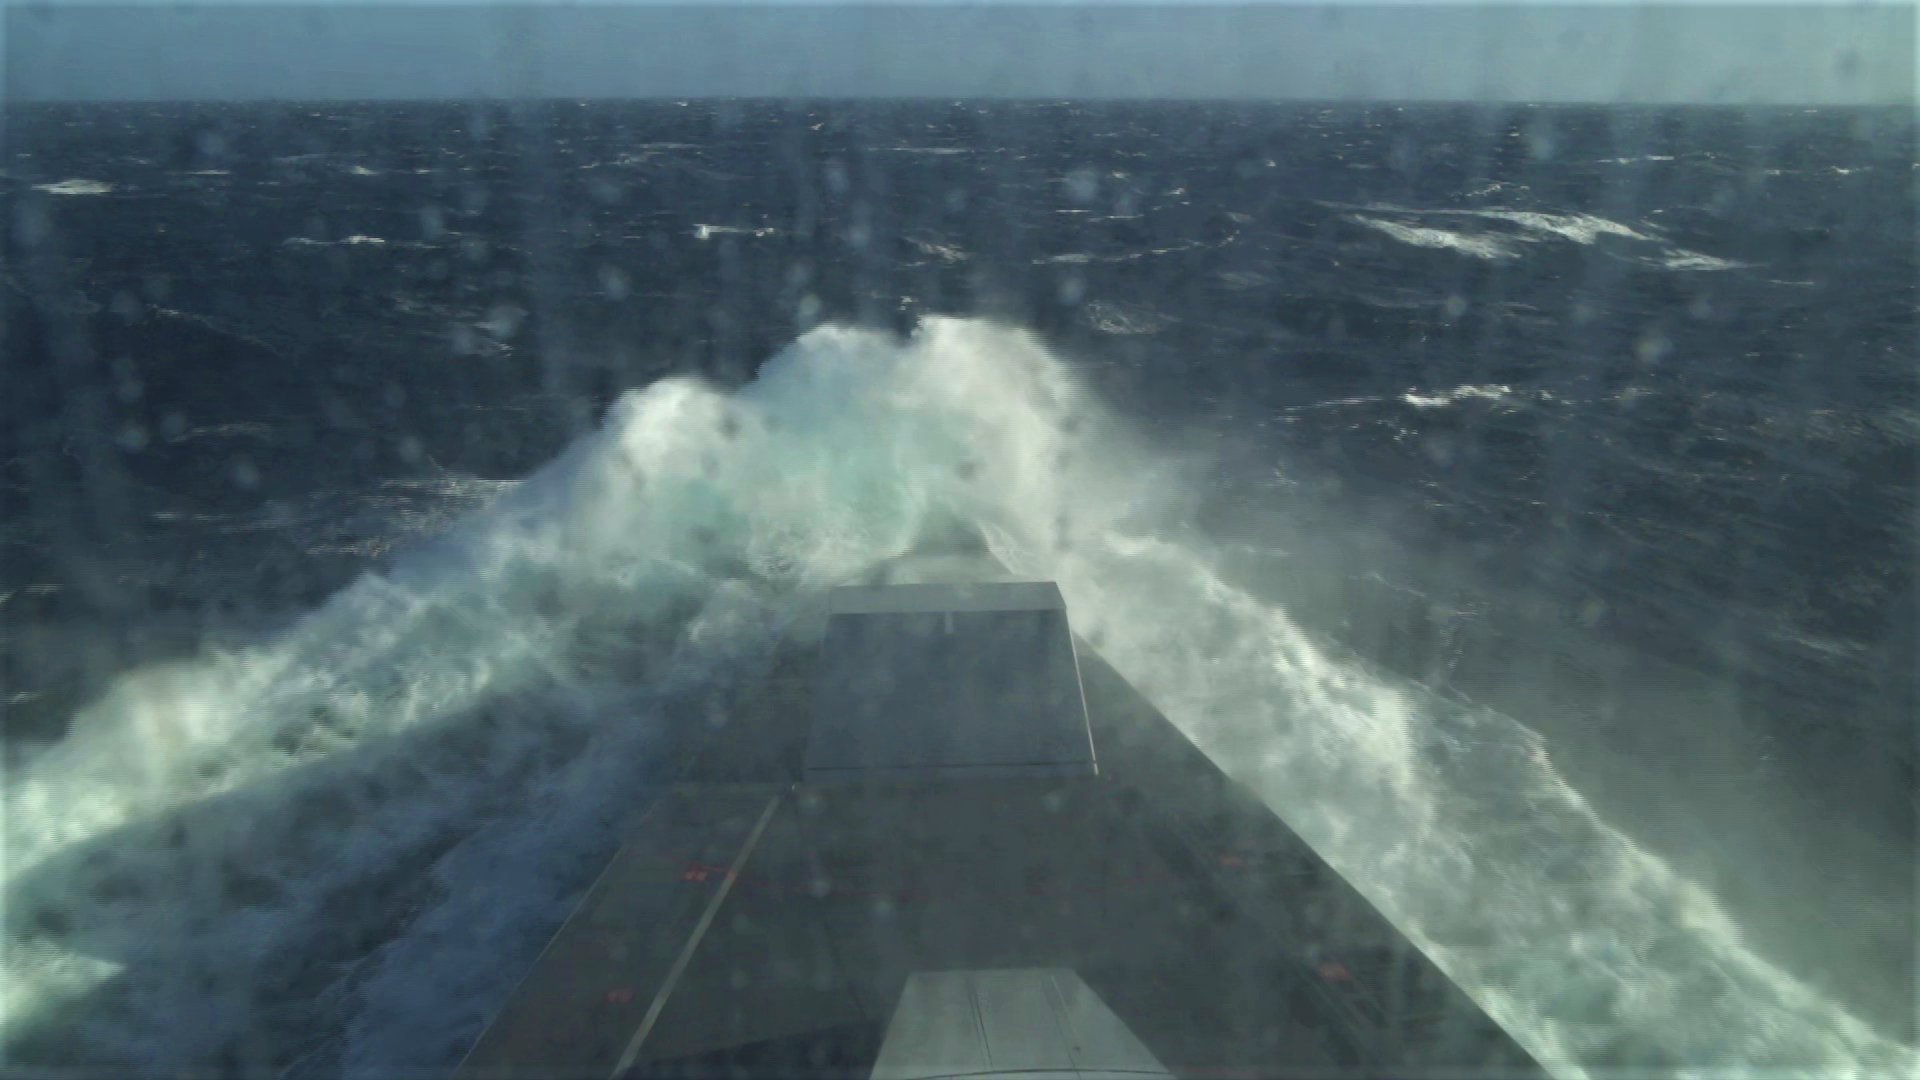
<box><xmin>805</xmin><ymin>581</ymin><xmax>1096</xmax><ymax>782</ymax></box>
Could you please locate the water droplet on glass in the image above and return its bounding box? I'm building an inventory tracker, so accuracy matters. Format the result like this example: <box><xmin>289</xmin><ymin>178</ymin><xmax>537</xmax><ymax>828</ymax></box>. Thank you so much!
<box><xmin>1067</xmin><ymin>167</ymin><xmax>1099</xmax><ymax>205</ymax></box>
<box><xmin>599</xmin><ymin>265</ymin><xmax>629</xmax><ymax>301</ymax></box>
<box><xmin>231</xmin><ymin>458</ymin><xmax>260</xmax><ymax>490</ymax></box>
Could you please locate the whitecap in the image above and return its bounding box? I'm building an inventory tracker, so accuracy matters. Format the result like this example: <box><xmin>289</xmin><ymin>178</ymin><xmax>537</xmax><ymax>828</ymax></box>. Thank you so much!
<box><xmin>1332</xmin><ymin>201</ymin><xmax>1659</xmax><ymax>248</ymax></box>
<box><xmin>1655</xmin><ymin>248</ymin><xmax>1753</xmax><ymax>272</ymax></box>
<box><xmin>1034</xmin><ymin>240</ymin><xmax>1206</xmax><ymax>266</ymax></box>
<box><xmin>281</xmin><ymin>235</ymin><xmax>390</xmax><ymax>250</ymax></box>
<box><xmin>906</xmin><ymin>235</ymin><xmax>968</xmax><ymax>263</ymax></box>
<box><xmin>1348</xmin><ymin>215</ymin><xmax>1523</xmax><ymax>260</ymax></box>
<box><xmin>1465</xmin><ymin>209</ymin><xmax>1654</xmax><ymax>245</ymax></box>
<box><xmin>1604</xmin><ymin>246</ymin><xmax>1755</xmax><ymax>273</ymax></box>
<box><xmin>1280</xmin><ymin>395</ymin><xmax>1386</xmax><ymax>414</ymax></box>
<box><xmin>1402</xmin><ymin>384</ymin><xmax>1515</xmax><ymax>409</ymax></box>
<box><xmin>692</xmin><ymin>224</ymin><xmax>775</xmax><ymax>240</ymax></box>
<box><xmin>1464</xmin><ymin>182</ymin><xmax>1527</xmax><ymax>198</ymax></box>
<box><xmin>33</xmin><ymin>179</ymin><xmax>113</xmax><ymax>196</ymax></box>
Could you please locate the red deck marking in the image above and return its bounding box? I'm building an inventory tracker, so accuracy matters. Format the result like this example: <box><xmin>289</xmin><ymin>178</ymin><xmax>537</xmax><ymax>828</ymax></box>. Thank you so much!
<box><xmin>1317</xmin><ymin>961</ymin><xmax>1354</xmax><ymax>982</ymax></box>
<box><xmin>605</xmin><ymin>987</ymin><xmax>636</xmax><ymax>1004</ymax></box>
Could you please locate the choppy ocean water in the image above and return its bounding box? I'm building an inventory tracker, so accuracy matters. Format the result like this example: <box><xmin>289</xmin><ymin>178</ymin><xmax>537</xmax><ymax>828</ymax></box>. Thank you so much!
<box><xmin>3</xmin><ymin>100</ymin><xmax>1914</xmax><ymax>1077</ymax></box>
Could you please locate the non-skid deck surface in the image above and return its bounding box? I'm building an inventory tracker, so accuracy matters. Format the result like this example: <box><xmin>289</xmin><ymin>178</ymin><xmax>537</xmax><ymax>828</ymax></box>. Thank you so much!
<box><xmin>454</xmin><ymin>574</ymin><xmax>1541</xmax><ymax>1080</ymax></box>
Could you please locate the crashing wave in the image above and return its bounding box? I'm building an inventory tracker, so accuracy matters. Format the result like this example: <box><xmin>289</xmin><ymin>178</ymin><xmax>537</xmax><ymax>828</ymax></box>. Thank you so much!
<box><xmin>4</xmin><ymin>320</ymin><xmax>1909</xmax><ymax>1080</ymax></box>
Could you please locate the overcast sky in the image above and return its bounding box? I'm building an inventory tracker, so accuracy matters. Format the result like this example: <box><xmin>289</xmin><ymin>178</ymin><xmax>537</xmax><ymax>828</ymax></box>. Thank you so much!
<box><xmin>6</xmin><ymin>3</ymin><xmax>1913</xmax><ymax>104</ymax></box>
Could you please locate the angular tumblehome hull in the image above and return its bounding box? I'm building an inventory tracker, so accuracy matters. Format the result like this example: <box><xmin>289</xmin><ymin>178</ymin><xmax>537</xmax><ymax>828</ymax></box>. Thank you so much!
<box><xmin>453</xmin><ymin>545</ymin><xmax>1543</xmax><ymax>1080</ymax></box>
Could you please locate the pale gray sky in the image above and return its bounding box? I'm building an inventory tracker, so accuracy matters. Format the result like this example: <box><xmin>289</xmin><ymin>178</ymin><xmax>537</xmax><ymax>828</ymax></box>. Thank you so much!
<box><xmin>5</xmin><ymin>3</ymin><xmax>1913</xmax><ymax>104</ymax></box>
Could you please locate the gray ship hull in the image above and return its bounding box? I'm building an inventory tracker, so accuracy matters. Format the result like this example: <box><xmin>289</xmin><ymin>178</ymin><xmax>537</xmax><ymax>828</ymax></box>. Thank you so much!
<box><xmin>454</xmin><ymin>548</ymin><xmax>1542</xmax><ymax>1080</ymax></box>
